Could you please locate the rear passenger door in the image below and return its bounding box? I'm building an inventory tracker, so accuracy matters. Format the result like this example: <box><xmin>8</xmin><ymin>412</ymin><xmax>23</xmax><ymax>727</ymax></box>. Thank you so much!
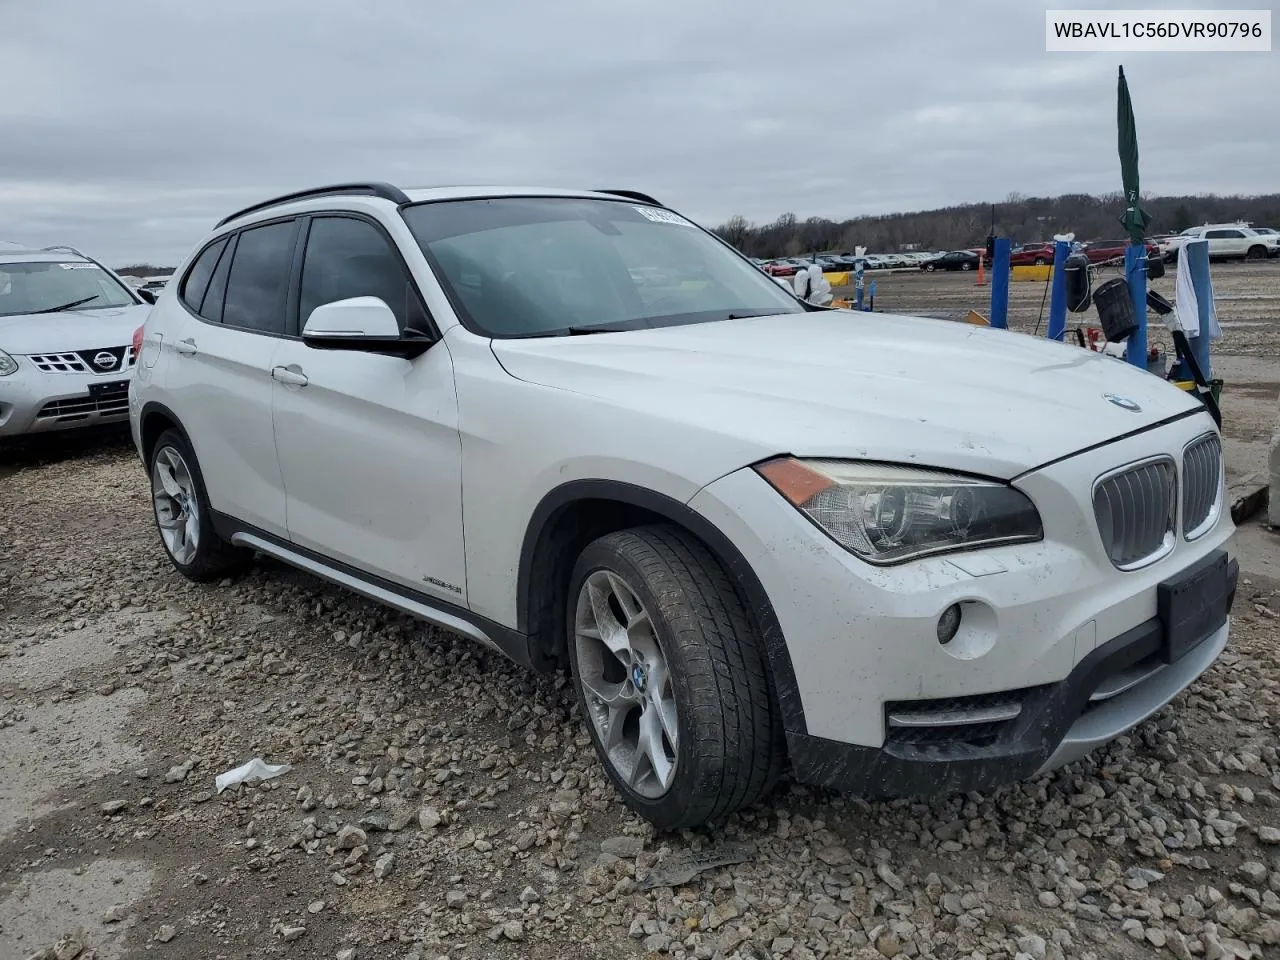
<box><xmin>1203</xmin><ymin>229</ymin><xmax>1245</xmax><ymax>258</ymax></box>
<box><xmin>164</xmin><ymin>219</ymin><xmax>298</xmax><ymax>537</ymax></box>
<box><xmin>269</xmin><ymin>214</ymin><xmax>468</xmax><ymax>604</ymax></box>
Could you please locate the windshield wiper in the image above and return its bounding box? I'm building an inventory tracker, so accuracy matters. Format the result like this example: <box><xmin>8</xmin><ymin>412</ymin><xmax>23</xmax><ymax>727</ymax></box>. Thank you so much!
<box><xmin>32</xmin><ymin>295</ymin><xmax>100</xmax><ymax>314</ymax></box>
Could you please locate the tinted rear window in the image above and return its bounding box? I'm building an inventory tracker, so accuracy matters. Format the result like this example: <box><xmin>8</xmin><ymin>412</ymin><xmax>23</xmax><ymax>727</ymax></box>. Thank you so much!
<box><xmin>222</xmin><ymin>221</ymin><xmax>296</xmax><ymax>334</ymax></box>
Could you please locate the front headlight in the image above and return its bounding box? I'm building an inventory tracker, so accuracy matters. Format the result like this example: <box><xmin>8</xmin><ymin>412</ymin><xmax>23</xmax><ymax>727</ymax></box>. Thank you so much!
<box><xmin>756</xmin><ymin>458</ymin><xmax>1043</xmax><ymax>565</ymax></box>
<box><xmin>0</xmin><ymin>350</ymin><xmax>17</xmax><ymax>377</ymax></box>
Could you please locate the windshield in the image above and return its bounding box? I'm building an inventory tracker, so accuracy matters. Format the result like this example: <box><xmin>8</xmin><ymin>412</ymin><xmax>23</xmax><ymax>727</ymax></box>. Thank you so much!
<box><xmin>0</xmin><ymin>261</ymin><xmax>136</xmax><ymax>317</ymax></box>
<box><xmin>402</xmin><ymin>197</ymin><xmax>804</xmax><ymax>337</ymax></box>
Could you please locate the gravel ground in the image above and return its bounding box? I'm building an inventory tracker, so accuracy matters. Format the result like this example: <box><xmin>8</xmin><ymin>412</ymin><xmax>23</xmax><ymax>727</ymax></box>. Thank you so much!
<box><xmin>2</xmin><ymin>264</ymin><xmax>1280</xmax><ymax>960</ymax></box>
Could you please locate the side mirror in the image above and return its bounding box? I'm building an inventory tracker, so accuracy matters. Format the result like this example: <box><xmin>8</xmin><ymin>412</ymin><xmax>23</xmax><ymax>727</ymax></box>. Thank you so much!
<box><xmin>137</xmin><ymin>288</ymin><xmax>157</xmax><ymax>305</ymax></box>
<box><xmin>302</xmin><ymin>297</ymin><xmax>431</xmax><ymax>359</ymax></box>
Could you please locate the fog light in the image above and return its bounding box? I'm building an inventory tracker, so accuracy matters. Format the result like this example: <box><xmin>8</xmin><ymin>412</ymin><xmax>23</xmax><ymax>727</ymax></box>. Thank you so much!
<box><xmin>937</xmin><ymin>604</ymin><xmax>962</xmax><ymax>645</ymax></box>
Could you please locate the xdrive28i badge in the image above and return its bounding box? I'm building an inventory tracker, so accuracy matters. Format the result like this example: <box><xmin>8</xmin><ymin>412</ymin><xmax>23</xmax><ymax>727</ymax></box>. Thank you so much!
<box><xmin>1102</xmin><ymin>393</ymin><xmax>1141</xmax><ymax>412</ymax></box>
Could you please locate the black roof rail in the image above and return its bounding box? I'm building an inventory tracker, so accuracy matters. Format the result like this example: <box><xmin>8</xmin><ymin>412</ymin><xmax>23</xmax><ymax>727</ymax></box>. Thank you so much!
<box><xmin>215</xmin><ymin>182</ymin><xmax>411</xmax><ymax>228</ymax></box>
<box><xmin>593</xmin><ymin>188</ymin><xmax>663</xmax><ymax>207</ymax></box>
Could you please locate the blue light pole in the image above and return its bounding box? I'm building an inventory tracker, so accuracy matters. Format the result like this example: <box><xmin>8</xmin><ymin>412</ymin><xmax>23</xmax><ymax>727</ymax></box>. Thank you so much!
<box><xmin>1124</xmin><ymin>242</ymin><xmax>1147</xmax><ymax>368</ymax></box>
<box><xmin>989</xmin><ymin>238</ymin><xmax>1011</xmax><ymax>329</ymax></box>
<box><xmin>1046</xmin><ymin>240</ymin><xmax>1070</xmax><ymax>342</ymax></box>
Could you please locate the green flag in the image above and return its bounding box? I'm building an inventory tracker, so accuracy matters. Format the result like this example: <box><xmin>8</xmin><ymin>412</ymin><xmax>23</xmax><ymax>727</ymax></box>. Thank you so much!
<box><xmin>1117</xmin><ymin>65</ymin><xmax>1150</xmax><ymax>243</ymax></box>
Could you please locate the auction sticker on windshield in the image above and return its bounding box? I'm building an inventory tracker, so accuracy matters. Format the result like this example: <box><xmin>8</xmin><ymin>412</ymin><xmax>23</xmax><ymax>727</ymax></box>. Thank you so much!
<box><xmin>633</xmin><ymin>206</ymin><xmax>694</xmax><ymax>227</ymax></box>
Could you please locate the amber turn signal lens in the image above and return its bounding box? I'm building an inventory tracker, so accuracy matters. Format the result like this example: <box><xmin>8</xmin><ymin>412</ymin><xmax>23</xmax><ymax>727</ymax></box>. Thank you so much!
<box><xmin>755</xmin><ymin>458</ymin><xmax>835</xmax><ymax>506</ymax></box>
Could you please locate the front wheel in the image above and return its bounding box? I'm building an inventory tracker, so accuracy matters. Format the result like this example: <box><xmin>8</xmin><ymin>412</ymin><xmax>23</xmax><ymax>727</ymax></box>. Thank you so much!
<box><xmin>568</xmin><ymin>526</ymin><xmax>784</xmax><ymax>830</ymax></box>
<box><xmin>149</xmin><ymin>429</ymin><xmax>249</xmax><ymax>582</ymax></box>
<box><xmin>1034</xmin><ymin>257</ymin><xmax>1047</xmax><ymax>266</ymax></box>
<box><xmin>924</xmin><ymin>263</ymin><xmax>935</xmax><ymax>272</ymax></box>
<box><xmin>1247</xmin><ymin>245</ymin><xmax>1267</xmax><ymax>261</ymax></box>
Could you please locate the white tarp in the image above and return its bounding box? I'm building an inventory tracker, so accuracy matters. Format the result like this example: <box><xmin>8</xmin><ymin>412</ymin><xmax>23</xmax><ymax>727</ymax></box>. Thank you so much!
<box><xmin>1172</xmin><ymin>239</ymin><xmax>1222</xmax><ymax>340</ymax></box>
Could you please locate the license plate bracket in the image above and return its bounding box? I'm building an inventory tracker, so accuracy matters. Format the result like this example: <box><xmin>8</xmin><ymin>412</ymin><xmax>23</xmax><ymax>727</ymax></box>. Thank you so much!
<box><xmin>1158</xmin><ymin>550</ymin><xmax>1229</xmax><ymax>663</ymax></box>
<box><xmin>88</xmin><ymin>379</ymin><xmax>129</xmax><ymax>398</ymax></box>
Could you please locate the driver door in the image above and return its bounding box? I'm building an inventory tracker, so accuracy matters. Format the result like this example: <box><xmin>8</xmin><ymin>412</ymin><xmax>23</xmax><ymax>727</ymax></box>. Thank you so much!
<box><xmin>269</xmin><ymin>214</ymin><xmax>468</xmax><ymax>604</ymax></box>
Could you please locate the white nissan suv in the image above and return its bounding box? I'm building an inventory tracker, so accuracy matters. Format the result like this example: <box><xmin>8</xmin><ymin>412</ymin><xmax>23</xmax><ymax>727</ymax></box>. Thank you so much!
<box><xmin>129</xmin><ymin>183</ymin><xmax>1237</xmax><ymax>828</ymax></box>
<box><xmin>1</xmin><ymin>244</ymin><xmax>154</xmax><ymax>439</ymax></box>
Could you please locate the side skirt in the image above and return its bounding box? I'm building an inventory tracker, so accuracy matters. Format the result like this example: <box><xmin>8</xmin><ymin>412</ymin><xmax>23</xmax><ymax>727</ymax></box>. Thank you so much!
<box><xmin>210</xmin><ymin>511</ymin><xmax>539</xmax><ymax>670</ymax></box>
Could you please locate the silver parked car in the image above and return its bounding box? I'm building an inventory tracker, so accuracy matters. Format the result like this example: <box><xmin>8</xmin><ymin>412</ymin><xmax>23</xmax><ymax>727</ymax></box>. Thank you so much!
<box><xmin>0</xmin><ymin>245</ymin><xmax>153</xmax><ymax>438</ymax></box>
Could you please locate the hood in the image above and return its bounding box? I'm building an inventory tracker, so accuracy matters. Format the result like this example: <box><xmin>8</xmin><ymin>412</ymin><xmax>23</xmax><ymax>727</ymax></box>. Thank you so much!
<box><xmin>491</xmin><ymin>311</ymin><xmax>1205</xmax><ymax>479</ymax></box>
<box><xmin>0</xmin><ymin>304</ymin><xmax>151</xmax><ymax>355</ymax></box>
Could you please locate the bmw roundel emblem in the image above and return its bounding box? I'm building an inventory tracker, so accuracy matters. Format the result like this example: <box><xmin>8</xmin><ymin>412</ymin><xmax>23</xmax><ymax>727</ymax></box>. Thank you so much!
<box><xmin>1102</xmin><ymin>393</ymin><xmax>1141</xmax><ymax>412</ymax></box>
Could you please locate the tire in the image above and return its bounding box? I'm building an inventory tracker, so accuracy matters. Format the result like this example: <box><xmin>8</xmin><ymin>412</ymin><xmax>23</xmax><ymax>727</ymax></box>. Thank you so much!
<box><xmin>1034</xmin><ymin>257</ymin><xmax>1047</xmax><ymax>266</ymax></box>
<box><xmin>1246</xmin><ymin>245</ymin><xmax>1267</xmax><ymax>261</ymax></box>
<box><xmin>924</xmin><ymin>263</ymin><xmax>935</xmax><ymax>272</ymax></box>
<box><xmin>148</xmin><ymin>428</ymin><xmax>249</xmax><ymax>582</ymax></box>
<box><xmin>961</xmin><ymin>262</ymin><xmax>972</xmax><ymax>271</ymax></box>
<box><xmin>567</xmin><ymin>525</ymin><xmax>784</xmax><ymax>830</ymax></box>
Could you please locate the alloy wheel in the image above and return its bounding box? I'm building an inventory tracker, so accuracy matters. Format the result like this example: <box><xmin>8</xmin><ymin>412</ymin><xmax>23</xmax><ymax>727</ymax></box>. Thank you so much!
<box><xmin>574</xmin><ymin>568</ymin><xmax>679</xmax><ymax>798</ymax></box>
<box><xmin>152</xmin><ymin>446</ymin><xmax>200</xmax><ymax>565</ymax></box>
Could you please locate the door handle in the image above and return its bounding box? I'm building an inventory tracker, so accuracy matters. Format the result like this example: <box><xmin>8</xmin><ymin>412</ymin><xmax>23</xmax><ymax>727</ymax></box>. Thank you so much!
<box><xmin>271</xmin><ymin>365</ymin><xmax>309</xmax><ymax>387</ymax></box>
<box><xmin>174</xmin><ymin>337</ymin><xmax>197</xmax><ymax>356</ymax></box>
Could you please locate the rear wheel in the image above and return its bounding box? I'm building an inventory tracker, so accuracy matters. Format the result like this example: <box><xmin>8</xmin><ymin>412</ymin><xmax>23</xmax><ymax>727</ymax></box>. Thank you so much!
<box><xmin>1034</xmin><ymin>257</ymin><xmax>1047</xmax><ymax>266</ymax></box>
<box><xmin>961</xmin><ymin>261</ymin><xmax>972</xmax><ymax>271</ymax></box>
<box><xmin>568</xmin><ymin>526</ymin><xmax>784</xmax><ymax>830</ymax></box>
<box><xmin>149</xmin><ymin>429</ymin><xmax>249</xmax><ymax>582</ymax></box>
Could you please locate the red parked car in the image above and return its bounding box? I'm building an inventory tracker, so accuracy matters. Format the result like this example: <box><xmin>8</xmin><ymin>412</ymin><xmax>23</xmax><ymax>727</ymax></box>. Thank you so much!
<box><xmin>1082</xmin><ymin>239</ymin><xmax>1160</xmax><ymax>265</ymax></box>
<box><xmin>763</xmin><ymin>259</ymin><xmax>804</xmax><ymax>277</ymax></box>
<box><xmin>1009</xmin><ymin>243</ymin><xmax>1056</xmax><ymax>266</ymax></box>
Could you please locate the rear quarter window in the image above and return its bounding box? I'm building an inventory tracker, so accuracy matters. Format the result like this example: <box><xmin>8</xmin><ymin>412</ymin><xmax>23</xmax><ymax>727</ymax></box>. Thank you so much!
<box><xmin>180</xmin><ymin>239</ymin><xmax>227</xmax><ymax>312</ymax></box>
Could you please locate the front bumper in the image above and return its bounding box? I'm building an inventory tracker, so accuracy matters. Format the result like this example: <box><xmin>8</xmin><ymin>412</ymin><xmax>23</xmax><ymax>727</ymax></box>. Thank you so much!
<box><xmin>787</xmin><ymin>559</ymin><xmax>1235</xmax><ymax>797</ymax></box>
<box><xmin>688</xmin><ymin>410</ymin><xmax>1235</xmax><ymax>795</ymax></box>
<box><xmin>0</xmin><ymin>363</ymin><xmax>133</xmax><ymax>437</ymax></box>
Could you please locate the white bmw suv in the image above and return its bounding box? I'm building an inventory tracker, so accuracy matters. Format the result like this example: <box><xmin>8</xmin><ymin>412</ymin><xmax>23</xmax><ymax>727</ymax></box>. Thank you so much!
<box><xmin>129</xmin><ymin>183</ymin><xmax>1237</xmax><ymax>828</ymax></box>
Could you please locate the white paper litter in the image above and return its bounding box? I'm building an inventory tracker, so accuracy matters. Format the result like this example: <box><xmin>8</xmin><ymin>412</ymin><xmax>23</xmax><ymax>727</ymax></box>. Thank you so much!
<box><xmin>215</xmin><ymin>757</ymin><xmax>292</xmax><ymax>794</ymax></box>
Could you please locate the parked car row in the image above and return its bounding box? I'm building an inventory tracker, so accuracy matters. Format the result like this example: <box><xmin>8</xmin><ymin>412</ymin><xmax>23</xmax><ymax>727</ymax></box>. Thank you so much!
<box><xmin>759</xmin><ymin>252</ymin><xmax>939</xmax><ymax>277</ymax></box>
<box><xmin>757</xmin><ymin>225</ymin><xmax>1279</xmax><ymax>279</ymax></box>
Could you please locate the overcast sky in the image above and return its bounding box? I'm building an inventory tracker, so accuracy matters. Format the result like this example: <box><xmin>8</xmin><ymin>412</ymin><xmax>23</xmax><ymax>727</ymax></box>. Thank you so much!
<box><xmin>1</xmin><ymin>0</ymin><xmax>1275</xmax><ymax>265</ymax></box>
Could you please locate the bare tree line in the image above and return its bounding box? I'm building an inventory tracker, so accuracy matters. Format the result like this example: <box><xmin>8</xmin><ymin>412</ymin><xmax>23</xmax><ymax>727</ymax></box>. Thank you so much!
<box><xmin>114</xmin><ymin>193</ymin><xmax>1280</xmax><ymax>272</ymax></box>
<box><xmin>114</xmin><ymin>264</ymin><xmax>175</xmax><ymax>277</ymax></box>
<box><xmin>714</xmin><ymin>192</ymin><xmax>1280</xmax><ymax>258</ymax></box>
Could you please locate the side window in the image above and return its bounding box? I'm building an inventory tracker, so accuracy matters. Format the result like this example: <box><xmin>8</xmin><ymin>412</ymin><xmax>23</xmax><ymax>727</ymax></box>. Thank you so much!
<box><xmin>199</xmin><ymin>235</ymin><xmax>236</xmax><ymax>323</ymax></box>
<box><xmin>179</xmin><ymin>238</ymin><xmax>226</xmax><ymax>313</ymax></box>
<box><xmin>1204</xmin><ymin>230</ymin><xmax>1237</xmax><ymax>239</ymax></box>
<box><xmin>299</xmin><ymin>217</ymin><xmax>425</xmax><ymax>331</ymax></box>
<box><xmin>222</xmin><ymin>221</ymin><xmax>296</xmax><ymax>334</ymax></box>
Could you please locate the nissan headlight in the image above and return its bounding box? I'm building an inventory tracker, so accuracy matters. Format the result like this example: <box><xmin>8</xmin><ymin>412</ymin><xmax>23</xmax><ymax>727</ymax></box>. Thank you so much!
<box><xmin>0</xmin><ymin>350</ymin><xmax>16</xmax><ymax>377</ymax></box>
<box><xmin>756</xmin><ymin>458</ymin><xmax>1042</xmax><ymax>565</ymax></box>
